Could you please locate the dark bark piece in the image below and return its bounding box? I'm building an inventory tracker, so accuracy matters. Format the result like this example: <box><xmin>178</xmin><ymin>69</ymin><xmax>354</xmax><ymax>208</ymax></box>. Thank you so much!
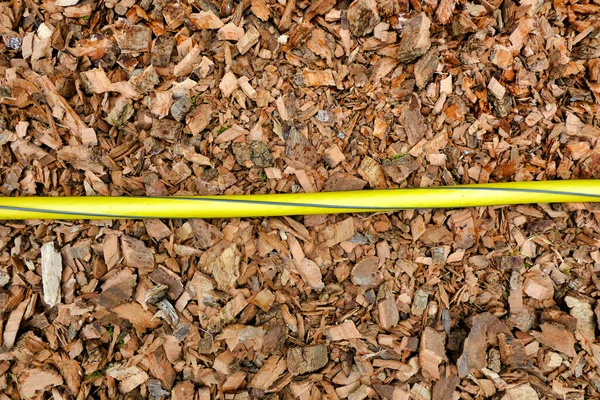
<box><xmin>151</xmin><ymin>35</ymin><xmax>176</xmax><ymax>67</ymax></box>
<box><xmin>151</xmin><ymin>118</ymin><xmax>183</xmax><ymax>142</ymax></box>
<box><xmin>382</xmin><ymin>155</ymin><xmax>419</xmax><ymax>183</ymax></box>
<box><xmin>287</xmin><ymin>344</ymin><xmax>329</xmax><ymax>375</ymax></box>
<box><xmin>400</xmin><ymin>99</ymin><xmax>427</xmax><ymax>145</ymax></box>
<box><xmin>457</xmin><ymin>313</ymin><xmax>509</xmax><ymax>377</ymax></box>
<box><xmin>396</xmin><ymin>13</ymin><xmax>431</xmax><ymax>63</ymax></box>
<box><xmin>414</xmin><ymin>50</ymin><xmax>440</xmax><ymax>89</ymax></box>
<box><xmin>190</xmin><ymin>219</ymin><xmax>223</xmax><ymax>249</ymax></box>
<box><xmin>347</xmin><ymin>0</ymin><xmax>380</xmax><ymax>37</ymax></box>
<box><xmin>232</xmin><ymin>141</ymin><xmax>274</xmax><ymax>167</ymax></box>
<box><xmin>170</xmin><ymin>97</ymin><xmax>193</xmax><ymax>122</ymax></box>
<box><xmin>498</xmin><ymin>333</ymin><xmax>534</xmax><ymax>369</ymax></box>
<box><xmin>285</xmin><ymin>126</ymin><xmax>319</xmax><ymax>168</ymax></box>
<box><xmin>432</xmin><ymin>374</ymin><xmax>460</xmax><ymax>400</ymax></box>
<box><xmin>324</xmin><ymin>172</ymin><xmax>367</xmax><ymax>192</ymax></box>
<box><xmin>115</xmin><ymin>25</ymin><xmax>153</xmax><ymax>53</ymax></box>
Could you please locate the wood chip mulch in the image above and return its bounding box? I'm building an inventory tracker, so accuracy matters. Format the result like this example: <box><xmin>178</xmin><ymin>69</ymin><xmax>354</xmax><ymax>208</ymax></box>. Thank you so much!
<box><xmin>1</xmin><ymin>0</ymin><xmax>600</xmax><ymax>399</ymax></box>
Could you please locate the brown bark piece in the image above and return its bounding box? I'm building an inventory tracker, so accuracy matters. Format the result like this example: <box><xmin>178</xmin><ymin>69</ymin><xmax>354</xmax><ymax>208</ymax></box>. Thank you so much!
<box><xmin>189</xmin><ymin>11</ymin><xmax>224</xmax><ymax>29</ymax></box>
<box><xmin>121</xmin><ymin>235</ymin><xmax>154</xmax><ymax>271</ymax></box>
<box><xmin>432</xmin><ymin>374</ymin><xmax>459</xmax><ymax>400</ymax></box>
<box><xmin>378</xmin><ymin>297</ymin><xmax>399</xmax><ymax>329</ymax></box>
<box><xmin>199</xmin><ymin>240</ymin><xmax>240</xmax><ymax>293</ymax></box>
<box><xmin>326</xmin><ymin>320</ymin><xmax>363</xmax><ymax>340</ymax></box>
<box><xmin>347</xmin><ymin>0</ymin><xmax>381</xmax><ymax>37</ymax></box>
<box><xmin>382</xmin><ymin>155</ymin><xmax>419</xmax><ymax>184</ymax></box>
<box><xmin>358</xmin><ymin>156</ymin><xmax>386</xmax><ymax>188</ymax></box>
<box><xmin>419</xmin><ymin>327</ymin><xmax>447</xmax><ymax>380</ymax></box>
<box><xmin>295</xmin><ymin>257</ymin><xmax>325</xmax><ymax>290</ymax></box>
<box><xmin>351</xmin><ymin>256</ymin><xmax>383</xmax><ymax>287</ymax></box>
<box><xmin>396</xmin><ymin>13</ymin><xmax>431</xmax><ymax>63</ymax></box>
<box><xmin>287</xmin><ymin>344</ymin><xmax>329</xmax><ymax>375</ymax></box>
<box><xmin>18</xmin><ymin>369</ymin><xmax>63</xmax><ymax>399</ymax></box>
<box><xmin>146</xmin><ymin>345</ymin><xmax>176</xmax><ymax>390</ymax></box>
<box><xmin>190</xmin><ymin>219</ymin><xmax>223</xmax><ymax>249</ymax></box>
<box><xmin>498</xmin><ymin>333</ymin><xmax>534</xmax><ymax>369</ymax></box>
<box><xmin>531</xmin><ymin>323</ymin><xmax>577</xmax><ymax>357</ymax></box>
<box><xmin>400</xmin><ymin>102</ymin><xmax>427</xmax><ymax>145</ymax></box>
<box><xmin>285</xmin><ymin>126</ymin><xmax>319</xmax><ymax>168</ymax></box>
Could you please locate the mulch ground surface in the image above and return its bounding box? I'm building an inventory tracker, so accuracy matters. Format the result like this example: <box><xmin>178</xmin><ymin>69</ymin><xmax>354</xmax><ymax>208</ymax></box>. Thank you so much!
<box><xmin>1</xmin><ymin>0</ymin><xmax>600</xmax><ymax>398</ymax></box>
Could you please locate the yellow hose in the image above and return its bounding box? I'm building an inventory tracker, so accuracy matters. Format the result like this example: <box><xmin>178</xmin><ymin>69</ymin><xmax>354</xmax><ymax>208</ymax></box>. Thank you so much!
<box><xmin>0</xmin><ymin>180</ymin><xmax>599</xmax><ymax>220</ymax></box>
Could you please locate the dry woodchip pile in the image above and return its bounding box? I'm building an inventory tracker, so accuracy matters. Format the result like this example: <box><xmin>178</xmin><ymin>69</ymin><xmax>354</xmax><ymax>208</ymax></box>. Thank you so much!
<box><xmin>1</xmin><ymin>0</ymin><xmax>600</xmax><ymax>398</ymax></box>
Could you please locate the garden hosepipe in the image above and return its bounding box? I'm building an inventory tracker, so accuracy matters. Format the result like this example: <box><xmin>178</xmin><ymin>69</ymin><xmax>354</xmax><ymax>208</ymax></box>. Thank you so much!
<box><xmin>0</xmin><ymin>179</ymin><xmax>599</xmax><ymax>220</ymax></box>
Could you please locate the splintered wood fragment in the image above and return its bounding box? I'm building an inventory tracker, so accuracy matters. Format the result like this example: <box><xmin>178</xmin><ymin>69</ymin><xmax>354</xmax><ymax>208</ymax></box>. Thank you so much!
<box><xmin>358</xmin><ymin>156</ymin><xmax>386</xmax><ymax>188</ymax></box>
<box><xmin>18</xmin><ymin>369</ymin><xmax>63</xmax><ymax>399</ymax></box>
<box><xmin>347</xmin><ymin>0</ymin><xmax>381</xmax><ymax>36</ymax></box>
<box><xmin>488</xmin><ymin>77</ymin><xmax>506</xmax><ymax>99</ymax></box>
<box><xmin>238</xmin><ymin>76</ymin><xmax>257</xmax><ymax>99</ymax></box>
<box><xmin>219</xmin><ymin>71</ymin><xmax>239</xmax><ymax>97</ymax></box>
<box><xmin>436</xmin><ymin>0</ymin><xmax>456</xmax><ymax>24</ymax></box>
<box><xmin>4</xmin><ymin>299</ymin><xmax>28</xmax><ymax>349</ymax></box>
<box><xmin>320</xmin><ymin>217</ymin><xmax>355</xmax><ymax>246</ymax></box>
<box><xmin>114</xmin><ymin>25</ymin><xmax>152</xmax><ymax>52</ymax></box>
<box><xmin>531</xmin><ymin>323</ymin><xmax>577</xmax><ymax>357</ymax></box>
<box><xmin>326</xmin><ymin>320</ymin><xmax>362</xmax><ymax>340</ymax></box>
<box><xmin>172</xmin><ymin>381</ymin><xmax>195</xmax><ymax>400</ymax></box>
<box><xmin>565</xmin><ymin>296</ymin><xmax>596</xmax><ymax>340</ymax></box>
<box><xmin>506</xmin><ymin>383</ymin><xmax>539</xmax><ymax>400</ymax></box>
<box><xmin>107</xmin><ymin>365</ymin><xmax>149</xmax><ymax>394</ymax></box>
<box><xmin>323</xmin><ymin>145</ymin><xmax>346</xmax><ymax>167</ymax></box>
<box><xmin>419</xmin><ymin>327</ymin><xmax>447</xmax><ymax>380</ymax></box>
<box><xmin>303</xmin><ymin>69</ymin><xmax>335</xmax><ymax>86</ymax></box>
<box><xmin>523</xmin><ymin>266</ymin><xmax>554</xmax><ymax>300</ymax></box>
<box><xmin>250</xmin><ymin>355</ymin><xmax>287</xmax><ymax>390</ymax></box>
<box><xmin>295</xmin><ymin>257</ymin><xmax>325</xmax><ymax>290</ymax></box>
<box><xmin>41</xmin><ymin>242</ymin><xmax>62</xmax><ymax>307</ymax></box>
<box><xmin>218</xmin><ymin>23</ymin><xmax>245</xmax><ymax>42</ymax></box>
<box><xmin>174</xmin><ymin>46</ymin><xmax>201</xmax><ymax>77</ymax></box>
<box><xmin>238</xmin><ymin>26</ymin><xmax>260</xmax><ymax>55</ymax></box>
<box><xmin>565</xmin><ymin>112</ymin><xmax>582</xmax><ymax>135</ymax></box>
<box><xmin>378</xmin><ymin>297</ymin><xmax>399</xmax><ymax>329</ymax></box>
<box><xmin>509</xmin><ymin>17</ymin><xmax>535</xmax><ymax>52</ymax></box>
<box><xmin>188</xmin><ymin>12</ymin><xmax>224</xmax><ymax>29</ymax></box>
<box><xmin>287</xmin><ymin>344</ymin><xmax>329</xmax><ymax>375</ymax></box>
<box><xmin>251</xmin><ymin>0</ymin><xmax>271</xmax><ymax>20</ymax></box>
<box><xmin>490</xmin><ymin>45</ymin><xmax>513</xmax><ymax>69</ymax></box>
<box><xmin>80</xmin><ymin>68</ymin><xmax>112</xmax><ymax>94</ymax></box>
<box><xmin>113</xmin><ymin>302</ymin><xmax>160</xmax><ymax>331</ymax></box>
<box><xmin>199</xmin><ymin>240</ymin><xmax>240</xmax><ymax>293</ymax></box>
<box><xmin>396</xmin><ymin>13</ymin><xmax>431</xmax><ymax>63</ymax></box>
<box><xmin>187</xmin><ymin>104</ymin><xmax>212</xmax><ymax>136</ymax></box>
<box><xmin>34</xmin><ymin>75</ymin><xmax>89</xmax><ymax>136</ymax></box>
